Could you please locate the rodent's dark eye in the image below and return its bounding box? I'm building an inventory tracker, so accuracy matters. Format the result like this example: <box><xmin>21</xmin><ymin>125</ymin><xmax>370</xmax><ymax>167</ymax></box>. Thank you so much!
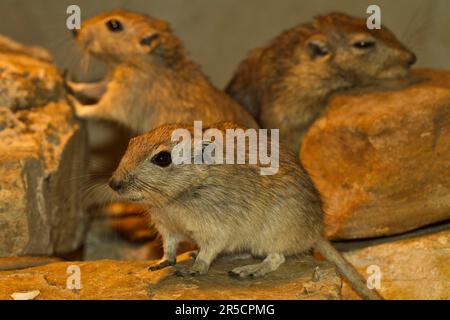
<box><xmin>106</xmin><ymin>19</ymin><xmax>123</xmax><ymax>32</ymax></box>
<box><xmin>353</xmin><ymin>41</ymin><xmax>376</xmax><ymax>49</ymax></box>
<box><xmin>151</xmin><ymin>151</ymin><xmax>172</xmax><ymax>167</ymax></box>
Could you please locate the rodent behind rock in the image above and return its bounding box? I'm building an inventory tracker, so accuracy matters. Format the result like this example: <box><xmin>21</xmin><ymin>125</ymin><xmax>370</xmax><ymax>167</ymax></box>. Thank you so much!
<box><xmin>68</xmin><ymin>10</ymin><xmax>258</xmax><ymax>133</ymax></box>
<box><xmin>109</xmin><ymin>122</ymin><xmax>382</xmax><ymax>300</ymax></box>
<box><xmin>226</xmin><ymin>12</ymin><xmax>417</xmax><ymax>152</ymax></box>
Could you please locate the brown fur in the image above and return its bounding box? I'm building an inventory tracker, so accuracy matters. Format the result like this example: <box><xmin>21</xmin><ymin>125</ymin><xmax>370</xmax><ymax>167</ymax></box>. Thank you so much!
<box><xmin>110</xmin><ymin>122</ymin><xmax>382</xmax><ymax>300</ymax></box>
<box><xmin>68</xmin><ymin>10</ymin><xmax>258</xmax><ymax>133</ymax></box>
<box><xmin>226</xmin><ymin>12</ymin><xmax>417</xmax><ymax>152</ymax></box>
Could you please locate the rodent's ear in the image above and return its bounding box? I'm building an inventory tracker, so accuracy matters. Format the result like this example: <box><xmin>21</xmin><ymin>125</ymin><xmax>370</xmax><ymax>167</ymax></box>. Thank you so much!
<box><xmin>140</xmin><ymin>33</ymin><xmax>161</xmax><ymax>53</ymax></box>
<box><xmin>305</xmin><ymin>36</ymin><xmax>330</xmax><ymax>60</ymax></box>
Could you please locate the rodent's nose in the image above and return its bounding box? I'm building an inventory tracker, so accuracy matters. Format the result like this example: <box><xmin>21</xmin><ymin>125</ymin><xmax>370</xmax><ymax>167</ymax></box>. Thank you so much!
<box><xmin>109</xmin><ymin>178</ymin><xmax>123</xmax><ymax>192</ymax></box>
<box><xmin>71</xmin><ymin>28</ymin><xmax>79</xmax><ymax>38</ymax></box>
<box><xmin>407</xmin><ymin>53</ymin><xmax>417</xmax><ymax>66</ymax></box>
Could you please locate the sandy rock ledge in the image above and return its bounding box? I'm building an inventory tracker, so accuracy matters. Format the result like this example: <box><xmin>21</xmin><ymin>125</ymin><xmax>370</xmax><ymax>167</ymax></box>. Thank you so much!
<box><xmin>0</xmin><ymin>254</ymin><xmax>341</xmax><ymax>300</ymax></box>
<box><xmin>342</xmin><ymin>229</ymin><xmax>450</xmax><ymax>300</ymax></box>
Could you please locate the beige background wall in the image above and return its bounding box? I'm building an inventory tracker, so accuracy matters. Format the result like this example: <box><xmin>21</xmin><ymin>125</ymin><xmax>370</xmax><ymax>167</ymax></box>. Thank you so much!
<box><xmin>0</xmin><ymin>0</ymin><xmax>448</xmax><ymax>87</ymax></box>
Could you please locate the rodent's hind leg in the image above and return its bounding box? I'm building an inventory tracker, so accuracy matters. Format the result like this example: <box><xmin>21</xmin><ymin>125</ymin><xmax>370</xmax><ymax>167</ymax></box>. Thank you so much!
<box><xmin>228</xmin><ymin>253</ymin><xmax>285</xmax><ymax>278</ymax></box>
<box><xmin>175</xmin><ymin>246</ymin><xmax>221</xmax><ymax>277</ymax></box>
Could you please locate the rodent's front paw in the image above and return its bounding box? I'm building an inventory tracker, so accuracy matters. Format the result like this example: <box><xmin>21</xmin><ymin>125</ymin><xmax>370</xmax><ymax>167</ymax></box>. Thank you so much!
<box><xmin>67</xmin><ymin>95</ymin><xmax>95</xmax><ymax>119</ymax></box>
<box><xmin>148</xmin><ymin>259</ymin><xmax>176</xmax><ymax>272</ymax></box>
<box><xmin>66</xmin><ymin>95</ymin><xmax>83</xmax><ymax>115</ymax></box>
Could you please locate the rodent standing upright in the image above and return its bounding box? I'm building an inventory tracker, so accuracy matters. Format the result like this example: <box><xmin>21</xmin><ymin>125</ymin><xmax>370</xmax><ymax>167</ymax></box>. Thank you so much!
<box><xmin>109</xmin><ymin>122</ymin><xmax>382</xmax><ymax>300</ymax></box>
<box><xmin>226</xmin><ymin>12</ymin><xmax>417</xmax><ymax>152</ymax></box>
<box><xmin>68</xmin><ymin>10</ymin><xmax>258</xmax><ymax>132</ymax></box>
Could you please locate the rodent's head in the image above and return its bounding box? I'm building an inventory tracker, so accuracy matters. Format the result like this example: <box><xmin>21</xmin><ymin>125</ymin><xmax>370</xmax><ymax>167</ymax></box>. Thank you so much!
<box><xmin>109</xmin><ymin>124</ymin><xmax>199</xmax><ymax>206</ymax></box>
<box><xmin>110</xmin><ymin>122</ymin><xmax>254</xmax><ymax>207</ymax></box>
<box><xmin>303</xmin><ymin>12</ymin><xmax>416</xmax><ymax>83</ymax></box>
<box><xmin>263</xmin><ymin>12</ymin><xmax>416</xmax><ymax>92</ymax></box>
<box><xmin>109</xmin><ymin>122</ymin><xmax>278</xmax><ymax>206</ymax></box>
<box><xmin>73</xmin><ymin>10</ymin><xmax>185</xmax><ymax>66</ymax></box>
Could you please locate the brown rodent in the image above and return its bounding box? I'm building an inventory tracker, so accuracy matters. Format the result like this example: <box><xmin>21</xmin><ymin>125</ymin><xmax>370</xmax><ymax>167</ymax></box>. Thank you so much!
<box><xmin>226</xmin><ymin>12</ymin><xmax>417</xmax><ymax>152</ymax></box>
<box><xmin>109</xmin><ymin>122</ymin><xmax>382</xmax><ymax>300</ymax></box>
<box><xmin>68</xmin><ymin>10</ymin><xmax>258</xmax><ymax>132</ymax></box>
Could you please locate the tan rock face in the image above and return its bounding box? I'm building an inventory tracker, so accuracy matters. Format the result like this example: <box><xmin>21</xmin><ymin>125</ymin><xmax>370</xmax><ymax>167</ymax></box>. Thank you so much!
<box><xmin>0</xmin><ymin>254</ymin><xmax>341</xmax><ymax>300</ymax></box>
<box><xmin>342</xmin><ymin>230</ymin><xmax>450</xmax><ymax>300</ymax></box>
<box><xmin>0</xmin><ymin>36</ymin><xmax>88</xmax><ymax>256</ymax></box>
<box><xmin>0</xmin><ymin>36</ymin><xmax>63</xmax><ymax>110</ymax></box>
<box><xmin>301</xmin><ymin>69</ymin><xmax>450</xmax><ymax>240</ymax></box>
<box><xmin>0</xmin><ymin>256</ymin><xmax>61</xmax><ymax>271</ymax></box>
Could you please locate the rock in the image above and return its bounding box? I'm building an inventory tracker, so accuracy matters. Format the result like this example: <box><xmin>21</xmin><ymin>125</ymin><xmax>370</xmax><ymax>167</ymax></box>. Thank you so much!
<box><xmin>0</xmin><ymin>35</ymin><xmax>53</xmax><ymax>62</ymax></box>
<box><xmin>0</xmin><ymin>254</ymin><xmax>341</xmax><ymax>300</ymax></box>
<box><xmin>11</xmin><ymin>290</ymin><xmax>40</xmax><ymax>300</ymax></box>
<box><xmin>0</xmin><ymin>36</ymin><xmax>63</xmax><ymax>111</ymax></box>
<box><xmin>0</xmin><ymin>256</ymin><xmax>61</xmax><ymax>271</ymax></box>
<box><xmin>342</xmin><ymin>229</ymin><xmax>450</xmax><ymax>300</ymax></box>
<box><xmin>301</xmin><ymin>69</ymin><xmax>450</xmax><ymax>240</ymax></box>
<box><xmin>0</xmin><ymin>36</ymin><xmax>88</xmax><ymax>256</ymax></box>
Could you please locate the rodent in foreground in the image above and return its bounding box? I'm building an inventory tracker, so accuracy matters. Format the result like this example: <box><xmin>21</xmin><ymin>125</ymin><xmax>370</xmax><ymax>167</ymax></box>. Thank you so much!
<box><xmin>109</xmin><ymin>122</ymin><xmax>382</xmax><ymax>300</ymax></box>
<box><xmin>226</xmin><ymin>12</ymin><xmax>417</xmax><ymax>152</ymax></box>
<box><xmin>68</xmin><ymin>10</ymin><xmax>258</xmax><ymax>132</ymax></box>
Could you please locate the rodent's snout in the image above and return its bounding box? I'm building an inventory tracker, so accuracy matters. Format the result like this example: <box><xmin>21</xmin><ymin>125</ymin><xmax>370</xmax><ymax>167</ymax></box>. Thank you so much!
<box><xmin>71</xmin><ymin>28</ymin><xmax>79</xmax><ymax>38</ymax></box>
<box><xmin>109</xmin><ymin>178</ymin><xmax>123</xmax><ymax>192</ymax></box>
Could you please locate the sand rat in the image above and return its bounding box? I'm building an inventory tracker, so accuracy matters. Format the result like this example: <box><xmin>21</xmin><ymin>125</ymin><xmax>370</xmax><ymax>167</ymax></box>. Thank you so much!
<box><xmin>108</xmin><ymin>122</ymin><xmax>382</xmax><ymax>300</ymax></box>
<box><xmin>67</xmin><ymin>10</ymin><xmax>258</xmax><ymax>132</ymax></box>
<box><xmin>226</xmin><ymin>12</ymin><xmax>417</xmax><ymax>152</ymax></box>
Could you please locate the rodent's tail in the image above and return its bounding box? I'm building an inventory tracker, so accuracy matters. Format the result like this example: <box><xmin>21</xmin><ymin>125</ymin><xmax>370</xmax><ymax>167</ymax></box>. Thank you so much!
<box><xmin>314</xmin><ymin>237</ymin><xmax>383</xmax><ymax>300</ymax></box>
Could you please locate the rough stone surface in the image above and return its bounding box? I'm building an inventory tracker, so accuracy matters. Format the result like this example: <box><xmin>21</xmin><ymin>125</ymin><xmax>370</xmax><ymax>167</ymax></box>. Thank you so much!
<box><xmin>0</xmin><ymin>36</ymin><xmax>88</xmax><ymax>256</ymax></box>
<box><xmin>0</xmin><ymin>254</ymin><xmax>341</xmax><ymax>300</ymax></box>
<box><xmin>0</xmin><ymin>35</ymin><xmax>53</xmax><ymax>62</ymax></box>
<box><xmin>0</xmin><ymin>35</ymin><xmax>63</xmax><ymax>110</ymax></box>
<box><xmin>301</xmin><ymin>69</ymin><xmax>450</xmax><ymax>240</ymax></box>
<box><xmin>342</xmin><ymin>229</ymin><xmax>450</xmax><ymax>300</ymax></box>
<box><xmin>0</xmin><ymin>256</ymin><xmax>61</xmax><ymax>271</ymax></box>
